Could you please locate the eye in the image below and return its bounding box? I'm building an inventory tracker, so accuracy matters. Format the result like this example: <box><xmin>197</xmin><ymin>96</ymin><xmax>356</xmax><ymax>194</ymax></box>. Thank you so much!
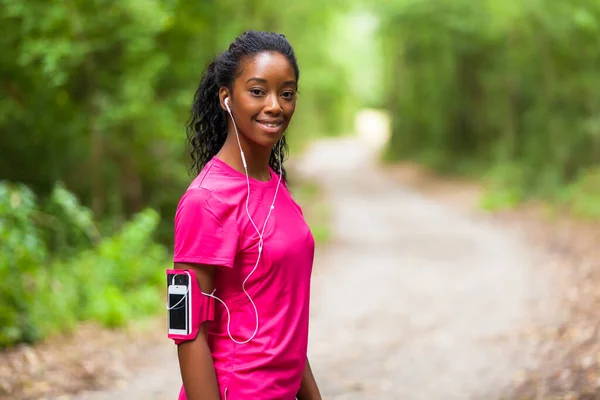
<box><xmin>282</xmin><ymin>91</ymin><xmax>296</xmax><ymax>100</ymax></box>
<box><xmin>250</xmin><ymin>88</ymin><xmax>265</xmax><ymax>96</ymax></box>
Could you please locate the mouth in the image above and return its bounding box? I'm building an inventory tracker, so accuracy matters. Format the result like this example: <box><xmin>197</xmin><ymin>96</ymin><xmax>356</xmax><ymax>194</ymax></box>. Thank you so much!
<box><xmin>255</xmin><ymin>119</ymin><xmax>284</xmax><ymax>134</ymax></box>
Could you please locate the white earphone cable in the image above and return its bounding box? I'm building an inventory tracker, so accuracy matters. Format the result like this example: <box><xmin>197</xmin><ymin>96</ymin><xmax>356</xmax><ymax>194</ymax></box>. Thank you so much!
<box><xmin>203</xmin><ymin>99</ymin><xmax>282</xmax><ymax>344</ymax></box>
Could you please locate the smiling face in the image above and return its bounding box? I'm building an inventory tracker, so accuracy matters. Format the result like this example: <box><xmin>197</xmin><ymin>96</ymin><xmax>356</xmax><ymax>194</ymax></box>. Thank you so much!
<box><xmin>220</xmin><ymin>51</ymin><xmax>298</xmax><ymax>149</ymax></box>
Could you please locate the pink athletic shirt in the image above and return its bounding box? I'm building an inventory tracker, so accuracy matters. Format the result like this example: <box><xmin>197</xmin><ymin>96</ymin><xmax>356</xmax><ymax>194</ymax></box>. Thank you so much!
<box><xmin>173</xmin><ymin>156</ymin><xmax>315</xmax><ymax>400</ymax></box>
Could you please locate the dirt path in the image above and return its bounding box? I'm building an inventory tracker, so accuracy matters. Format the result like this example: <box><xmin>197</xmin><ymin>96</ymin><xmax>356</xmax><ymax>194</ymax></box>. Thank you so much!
<box><xmin>68</xmin><ymin>125</ymin><xmax>562</xmax><ymax>400</ymax></box>
<box><xmin>297</xmin><ymin>135</ymin><xmax>562</xmax><ymax>399</ymax></box>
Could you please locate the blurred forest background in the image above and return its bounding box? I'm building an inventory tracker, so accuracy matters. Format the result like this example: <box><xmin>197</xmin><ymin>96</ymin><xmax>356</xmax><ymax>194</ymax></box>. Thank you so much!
<box><xmin>2</xmin><ymin>0</ymin><xmax>600</xmax><ymax>351</ymax></box>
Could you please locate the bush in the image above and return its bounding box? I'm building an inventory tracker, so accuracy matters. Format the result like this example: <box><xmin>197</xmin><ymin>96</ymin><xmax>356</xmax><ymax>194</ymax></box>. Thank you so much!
<box><xmin>559</xmin><ymin>167</ymin><xmax>600</xmax><ymax>220</ymax></box>
<box><xmin>0</xmin><ymin>181</ymin><xmax>170</xmax><ymax>348</ymax></box>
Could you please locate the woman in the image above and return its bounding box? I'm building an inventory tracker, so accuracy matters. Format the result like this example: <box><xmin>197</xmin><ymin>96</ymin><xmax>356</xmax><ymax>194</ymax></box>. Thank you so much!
<box><xmin>172</xmin><ymin>30</ymin><xmax>322</xmax><ymax>400</ymax></box>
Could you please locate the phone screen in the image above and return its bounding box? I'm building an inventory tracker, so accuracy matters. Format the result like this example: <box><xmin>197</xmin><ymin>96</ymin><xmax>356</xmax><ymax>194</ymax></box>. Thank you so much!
<box><xmin>169</xmin><ymin>293</ymin><xmax>188</xmax><ymax>331</ymax></box>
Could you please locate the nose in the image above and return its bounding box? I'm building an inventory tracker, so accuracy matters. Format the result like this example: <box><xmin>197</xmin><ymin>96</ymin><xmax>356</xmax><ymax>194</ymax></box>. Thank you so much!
<box><xmin>264</xmin><ymin>93</ymin><xmax>282</xmax><ymax>115</ymax></box>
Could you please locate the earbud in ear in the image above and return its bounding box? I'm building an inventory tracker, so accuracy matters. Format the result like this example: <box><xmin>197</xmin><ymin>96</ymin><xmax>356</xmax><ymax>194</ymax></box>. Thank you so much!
<box><xmin>224</xmin><ymin>97</ymin><xmax>231</xmax><ymax>113</ymax></box>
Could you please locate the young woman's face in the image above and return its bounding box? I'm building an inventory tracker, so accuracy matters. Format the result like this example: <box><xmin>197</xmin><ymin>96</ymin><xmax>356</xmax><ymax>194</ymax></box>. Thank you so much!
<box><xmin>225</xmin><ymin>51</ymin><xmax>297</xmax><ymax>148</ymax></box>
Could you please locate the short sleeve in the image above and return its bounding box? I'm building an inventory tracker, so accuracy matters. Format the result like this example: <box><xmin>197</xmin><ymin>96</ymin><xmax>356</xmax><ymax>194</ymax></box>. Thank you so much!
<box><xmin>173</xmin><ymin>189</ymin><xmax>239</xmax><ymax>268</ymax></box>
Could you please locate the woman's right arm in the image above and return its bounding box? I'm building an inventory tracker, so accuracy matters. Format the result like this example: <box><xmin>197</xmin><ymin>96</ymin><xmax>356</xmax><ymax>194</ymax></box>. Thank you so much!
<box><xmin>174</xmin><ymin>262</ymin><xmax>221</xmax><ymax>400</ymax></box>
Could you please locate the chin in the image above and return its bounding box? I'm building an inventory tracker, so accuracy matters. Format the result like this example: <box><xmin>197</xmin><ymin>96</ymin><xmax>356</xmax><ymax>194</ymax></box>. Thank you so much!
<box><xmin>250</xmin><ymin>131</ymin><xmax>285</xmax><ymax>148</ymax></box>
<box><xmin>257</xmin><ymin>137</ymin><xmax>282</xmax><ymax>149</ymax></box>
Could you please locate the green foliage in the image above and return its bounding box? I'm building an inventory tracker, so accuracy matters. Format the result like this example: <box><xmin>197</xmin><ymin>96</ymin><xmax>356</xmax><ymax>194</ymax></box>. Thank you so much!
<box><xmin>380</xmin><ymin>0</ymin><xmax>600</xmax><ymax>215</ymax></box>
<box><xmin>42</xmin><ymin>182</ymin><xmax>101</xmax><ymax>255</ymax></box>
<box><xmin>0</xmin><ymin>183</ymin><xmax>47</xmax><ymax>345</ymax></box>
<box><xmin>0</xmin><ymin>0</ymin><xmax>369</xmax><ymax>349</ymax></box>
<box><xmin>479</xmin><ymin>163</ymin><xmax>528</xmax><ymax>211</ymax></box>
<box><xmin>0</xmin><ymin>0</ymin><xmax>363</xmax><ymax>245</ymax></box>
<box><xmin>558</xmin><ymin>167</ymin><xmax>600</xmax><ymax>220</ymax></box>
<box><xmin>0</xmin><ymin>182</ymin><xmax>168</xmax><ymax>347</ymax></box>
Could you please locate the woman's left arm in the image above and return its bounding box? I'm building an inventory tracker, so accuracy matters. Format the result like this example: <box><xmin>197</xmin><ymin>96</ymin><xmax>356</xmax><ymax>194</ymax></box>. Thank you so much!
<box><xmin>297</xmin><ymin>357</ymin><xmax>322</xmax><ymax>400</ymax></box>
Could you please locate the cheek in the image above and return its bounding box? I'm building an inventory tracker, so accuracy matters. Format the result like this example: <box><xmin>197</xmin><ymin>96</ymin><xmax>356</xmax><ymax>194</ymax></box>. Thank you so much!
<box><xmin>235</xmin><ymin>103</ymin><xmax>258</xmax><ymax>124</ymax></box>
<box><xmin>284</xmin><ymin>103</ymin><xmax>296</xmax><ymax>119</ymax></box>
<box><xmin>233</xmin><ymin>92</ymin><xmax>257</xmax><ymax>117</ymax></box>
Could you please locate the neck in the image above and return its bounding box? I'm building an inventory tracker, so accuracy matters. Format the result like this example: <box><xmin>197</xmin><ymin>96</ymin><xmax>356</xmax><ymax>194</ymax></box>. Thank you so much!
<box><xmin>217</xmin><ymin>133</ymin><xmax>273</xmax><ymax>182</ymax></box>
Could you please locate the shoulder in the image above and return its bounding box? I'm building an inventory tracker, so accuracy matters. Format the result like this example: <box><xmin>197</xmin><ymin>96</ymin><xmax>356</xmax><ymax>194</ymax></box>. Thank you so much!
<box><xmin>190</xmin><ymin>158</ymin><xmax>245</xmax><ymax>198</ymax></box>
<box><xmin>176</xmin><ymin>162</ymin><xmax>243</xmax><ymax>225</ymax></box>
<box><xmin>176</xmin><ymin>186</ymin><xmax>213</xmax><ymax>211</ymax></box>
<box><xmin>182</xmin><ymin>158</ymin><xmax>243</xmax><ymax>199</ymax></box>
<box><xmin>176</xmin><ymin>186</ymin><xmax>238</xmax><ymax>227</ymax></box>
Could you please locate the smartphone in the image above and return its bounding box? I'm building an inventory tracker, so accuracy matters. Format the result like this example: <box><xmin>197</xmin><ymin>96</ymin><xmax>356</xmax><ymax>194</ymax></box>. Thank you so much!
<box><xmin>168</xmin><ymin>283</ymin><xmax>189</xmax><ymax>336</ymax></box>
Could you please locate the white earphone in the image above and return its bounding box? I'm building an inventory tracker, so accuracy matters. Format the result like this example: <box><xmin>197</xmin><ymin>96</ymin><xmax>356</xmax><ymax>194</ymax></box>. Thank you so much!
<box><xmin>201</xmin><ymin>96</ymin><xmax>283</xmax><ymax>344</ymax></box>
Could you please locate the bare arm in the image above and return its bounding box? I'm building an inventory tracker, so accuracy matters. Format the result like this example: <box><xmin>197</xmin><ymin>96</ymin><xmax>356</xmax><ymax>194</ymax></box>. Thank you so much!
<box><xmin>297</xmin><ymin>357</ymin><xmax>322</xmax><ymax>400</ymax></box>
<box><xmin>174</xmin><ymin>262</ymin><xmax>221</xmax><ymax>400</ymax></box>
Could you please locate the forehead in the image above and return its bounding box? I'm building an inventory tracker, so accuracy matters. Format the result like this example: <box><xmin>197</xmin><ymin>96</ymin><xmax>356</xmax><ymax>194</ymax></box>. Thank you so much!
<box><xmin>236</xmin><ymin>52</ymin><xmax>296</xmax><ymax>84</ymax></box>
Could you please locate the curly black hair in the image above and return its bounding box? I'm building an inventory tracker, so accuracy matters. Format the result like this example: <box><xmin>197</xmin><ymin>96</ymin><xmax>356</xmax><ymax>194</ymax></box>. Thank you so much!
<box><xmin>186</xmin><ymin>30</ymin><xmax>300</xmax><ymax>183</ymax></box>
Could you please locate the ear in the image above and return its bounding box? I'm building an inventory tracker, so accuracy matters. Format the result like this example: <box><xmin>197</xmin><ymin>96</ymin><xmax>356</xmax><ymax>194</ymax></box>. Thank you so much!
<box><xmin>218</xmin><ymin>87</ymin><xmax>230</xmax><ymax>112</ymax></box>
